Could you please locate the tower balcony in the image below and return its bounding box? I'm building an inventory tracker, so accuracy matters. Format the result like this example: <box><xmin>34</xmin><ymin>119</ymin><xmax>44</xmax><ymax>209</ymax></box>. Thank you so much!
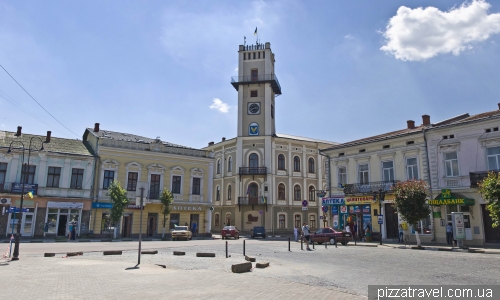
<box><xmin>231</xmin><ymin>74</ymin><xmax>281</xmax><ymax>95</ymax></box>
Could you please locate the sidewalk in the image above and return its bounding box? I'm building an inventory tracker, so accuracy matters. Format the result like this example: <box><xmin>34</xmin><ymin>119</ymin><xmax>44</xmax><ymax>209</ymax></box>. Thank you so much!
<box><xmin>351</xmin><ymin>240</ymin><xmax>500</xmax><ymax>254</ymax></box>
<box><xmin>1</xmin><ymin>236</ymin><xmax>214</xmax><ymax>243</ymax></box>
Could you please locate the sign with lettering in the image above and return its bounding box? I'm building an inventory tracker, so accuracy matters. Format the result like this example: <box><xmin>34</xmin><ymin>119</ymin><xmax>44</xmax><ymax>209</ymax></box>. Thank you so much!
<box><xmin>377</xmin><ymin>215</ymin><xmax>384</xmax><ymax>224</ymax></box>
<box><xmin>429</xmin><ymin>198</ymin><xmax>475</xmax><ymax>206</ymax></box>
<box><xmin>92</xmin><ymin>202</ymin><xmax>113</xmax><ymax>209</ymax></box>
<box><xmin>452</xmin><ymin>212</ymin><xmax>465</xmax><ymax>240</ymax></box>
<box><xmin>362</xmin><ymin>205</ymin><xmax>371</xmax><ymax>214</ymax></box>
<box><xmin>345</xmin><ymin>196</ymin><xmax>376</xmax><ymax>205</ymax></box>
<box><xmin>171</xmin><ymin>206</ymin><xmax>203</xmax><ymax>211</ymax></box>
<box><xmin>331</xmin><ymin>206</ymin><xmax>338</xmax><ymax>215</ymax></box>
<box><xmin>322</xmin><ymin>198</ymin><xmax>345</xmax><ymax>205</ymax></box>
<box><xmin>11</xmin><ymin>183</ymin><xmax>38</xmax><ymax>195</ymax></box>
<box><xmin>349</xmin><ymin>205</ymin><xmax>361</xmax><ymax>214</ymax></box>
<box><xmin>48</xmin><ymin>201</ymin><xmax>84</xmax><ymax>209</ymax></box>
<box><xmin>340</xmin><ymin>206</ymin><xmax>347</xmax><ymax>214</ymax></box>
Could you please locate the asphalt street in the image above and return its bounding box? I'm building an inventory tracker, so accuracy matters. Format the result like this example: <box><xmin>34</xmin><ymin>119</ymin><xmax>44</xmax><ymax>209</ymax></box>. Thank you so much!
<box><xmin>1</xmin><ymin>239</ymin><xmax>499</xmax><ymax>299</ymax></box>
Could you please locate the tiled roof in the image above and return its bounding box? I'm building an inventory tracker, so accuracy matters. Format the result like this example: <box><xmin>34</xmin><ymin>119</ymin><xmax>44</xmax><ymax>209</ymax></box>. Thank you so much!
<box><xmin>446</xmin><ymin>109</ymin><xmax>500</xmax><ymax>125</ymax></box>
<box><xmin>86</xmin><ymin>128</ymin><xmax>200</xmax><ymax>150</ymax></box>
<box><xmin>0</xmin><ymin>130</ymin><xmax>94</xmax><ymax>157</ymax></box>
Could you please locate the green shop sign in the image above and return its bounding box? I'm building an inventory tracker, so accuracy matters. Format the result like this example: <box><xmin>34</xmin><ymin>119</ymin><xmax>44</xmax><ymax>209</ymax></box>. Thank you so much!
<box><xmin>428</xmin><ymin>189</ymin><xmax>475</xmax><ymax>206</ymax></box>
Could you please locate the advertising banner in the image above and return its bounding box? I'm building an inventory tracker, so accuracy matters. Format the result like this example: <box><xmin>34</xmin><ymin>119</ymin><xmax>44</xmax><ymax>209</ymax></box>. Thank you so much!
<box><xmin>452</xmin><ymin>212</ymin><xmax>465</xmax><ymax>240</ymax></box>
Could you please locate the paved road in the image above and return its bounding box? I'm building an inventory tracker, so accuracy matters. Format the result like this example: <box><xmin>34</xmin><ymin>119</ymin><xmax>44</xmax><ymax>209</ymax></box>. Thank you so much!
<box><xmin>2</xmin><ymin>239</ymin><xmax>499</xmax><ymax>299</ymax></box>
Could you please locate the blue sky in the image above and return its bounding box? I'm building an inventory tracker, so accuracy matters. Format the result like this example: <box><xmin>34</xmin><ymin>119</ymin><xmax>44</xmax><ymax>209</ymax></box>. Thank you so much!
<box><xmin>1</xmin><ymin>0</ymin><xmax>500</xmax><ymax>148</ymax></box>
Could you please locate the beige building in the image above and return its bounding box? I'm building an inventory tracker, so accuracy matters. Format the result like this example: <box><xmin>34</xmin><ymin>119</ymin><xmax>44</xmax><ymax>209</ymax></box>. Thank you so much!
<box><xmin>204</xmin><ymin>42</ymin><xmax>336</xmax><ymax>235</ymax></box>
<box><xmin>83</xmin><ymin>123</ymin><xmax>214</xmax><ymax>238</ymax></box>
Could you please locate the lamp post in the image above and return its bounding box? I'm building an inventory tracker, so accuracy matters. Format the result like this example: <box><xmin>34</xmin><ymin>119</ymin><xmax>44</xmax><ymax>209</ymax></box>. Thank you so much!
<box><xmin>373</xmin><ymin>189</ymin><xmax>385</xmax><ymax>246</ymax></box>
<box><xmin>135</xmin><ymin>182</ymin><xmax>148</xmax><ymax>267</ymax></box>
<box><xmin>7</xmin><ymin>136</ymin><xmax>44</xmax><ymax>261</ymax></box>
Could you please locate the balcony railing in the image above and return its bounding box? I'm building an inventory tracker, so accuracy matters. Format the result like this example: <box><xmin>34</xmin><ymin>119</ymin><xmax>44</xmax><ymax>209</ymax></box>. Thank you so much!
<box><xmin>239</xmin><ymin>167</ymin><xmax>267</xmax><ymax>175</ymax></box>
<box><xmin>342</xmin><ymin>180</ymin><xmax>400</xmax><ymax>195</ymax></box>
<box><xmin>470</xmin><ymin>170</ymin><xmax>499</xmax><ymax>188</ymax></box>
<box><xmin>238</xmin><ymin>197</ymin><xmax>260</xmax><ymax>206</ymax></box>
<box><xmin>231</xmin><ymin>74</ymin><xmax>281</xmax><ymax>95</ymax></box>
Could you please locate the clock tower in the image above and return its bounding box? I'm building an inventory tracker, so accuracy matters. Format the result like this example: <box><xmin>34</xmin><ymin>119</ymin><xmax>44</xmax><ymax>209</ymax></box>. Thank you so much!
<box><xmin>231</xmin><ymin>42</ymin><xmax>281</xmax><ymax>138</ymax></box>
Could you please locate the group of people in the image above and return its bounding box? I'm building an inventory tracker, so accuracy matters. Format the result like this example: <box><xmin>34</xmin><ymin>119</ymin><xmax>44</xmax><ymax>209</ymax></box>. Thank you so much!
<box><xmin>67</xmin><ymin>222</ymin><xmax>77</xmax><ymax>241</ymax></box>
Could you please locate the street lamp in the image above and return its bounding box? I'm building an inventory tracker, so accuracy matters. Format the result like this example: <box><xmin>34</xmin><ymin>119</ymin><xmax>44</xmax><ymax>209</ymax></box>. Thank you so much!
<box><xmin>7</xmin><ymin>136</ymin><xmax>45</xmax><ymax>261</ymax></box>
<box><xmin>373</xmin><ymin>189</ymin><xmax>385</xmax><ymax>246</ymax></box>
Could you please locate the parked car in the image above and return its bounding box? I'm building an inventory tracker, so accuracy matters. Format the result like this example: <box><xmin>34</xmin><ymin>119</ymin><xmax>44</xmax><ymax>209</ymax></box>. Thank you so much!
<box><xmin>221</xmin><ymin>226</ymin><xmax>239</xmax><ymax>239</ymax></box>
<box><xmin>251</xmin><ymin>226</ymin><xmax>266</xmax><ymax>239</ymax></box>
<box><xmin>310</xmin><ymin>227</ymin><xmax>352</xmax><ymax>245</ymax></box>
<box><xmin>171</xmin><ymin>226</ymin><xmax>192</xmax><ymax>241</ymax></box>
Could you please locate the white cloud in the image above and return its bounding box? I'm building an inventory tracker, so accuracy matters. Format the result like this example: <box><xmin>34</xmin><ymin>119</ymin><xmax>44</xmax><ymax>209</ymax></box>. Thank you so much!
<box><xmin>380</xmin><ymin>0</ymin><xmax>500</xmax><ymax>61</ymax></box>
<box><xmin>344</xmin><ymin>34</ymin><xmax>355</xmax><ymax>39</ymax></box>
<box><xmin>209</xmin><ymin>98</ymin><xmax>230</xmax><ymax>113</ymax></box>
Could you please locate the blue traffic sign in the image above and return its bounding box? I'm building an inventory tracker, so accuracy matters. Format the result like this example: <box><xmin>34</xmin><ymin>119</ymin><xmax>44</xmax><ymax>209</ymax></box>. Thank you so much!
<box><xmin>378</xmin><ymin>215</ymin><xmax>384</xmax><ymax>224</ymax></box>
<box><xmin>302</xmin><ymin>200</ymin><xmax>308</xmax><ymax>207</ymax></box>
<box><xmin>7</xmin><ymin>207</ymin><xmax>28</xmax><ymax>213</ymax></box>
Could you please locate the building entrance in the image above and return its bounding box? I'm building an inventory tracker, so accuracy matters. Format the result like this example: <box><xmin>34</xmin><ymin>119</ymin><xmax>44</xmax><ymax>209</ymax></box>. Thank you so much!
<box><xmin>385</xmin><ymin>203</ymin><xmax>399</xmax><ymax>239</ymax></box>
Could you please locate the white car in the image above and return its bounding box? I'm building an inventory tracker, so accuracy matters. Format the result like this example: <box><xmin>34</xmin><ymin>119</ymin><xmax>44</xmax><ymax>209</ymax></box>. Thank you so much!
<box><xmin>171</xmin><ymin>226</ymin><xmax>193</xmax><ymax>241</ymax></box>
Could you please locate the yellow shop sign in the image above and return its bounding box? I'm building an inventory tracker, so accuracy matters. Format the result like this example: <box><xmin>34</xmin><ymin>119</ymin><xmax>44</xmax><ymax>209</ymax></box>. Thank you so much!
<box><xmin>345</xmin><ymin>196</ymin><xmax>377</xmax><ymax>205</ymax></box>
<box><xmin>428</xmin><ymin>198</ymin><xmax>475</xmax><ymax>206</ymax></box>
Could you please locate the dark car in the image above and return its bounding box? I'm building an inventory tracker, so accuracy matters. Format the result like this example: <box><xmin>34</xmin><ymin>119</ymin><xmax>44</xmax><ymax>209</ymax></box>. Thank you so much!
<box><xmin>221</xmin><ymin>226</ymin><xmax>239</xmax><ymax>239</ymax></box>
<box><xmin>310</xmin><ymin>227</ymin><xmax>352</xmax><ymax>245</ymax></box>
<box><xmin>251</xmin><ymin>226</ymin><xmax>266</xmax><ymax>239</ymax></box>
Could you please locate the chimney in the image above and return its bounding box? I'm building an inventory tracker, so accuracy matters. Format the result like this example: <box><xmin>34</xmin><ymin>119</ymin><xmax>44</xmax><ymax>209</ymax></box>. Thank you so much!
<box><xmin>94</xmin><ymin>123</ymin><xmax>100</xmax><ymax>132</ymax></box>
<box><xmin>222</xmin><ymin>137</ymin><xmax>226</xmax><ymax>142</ymax></box>
<box><xmin>208</xmin><ymin>141</ymin><xmax>214</xmax><ymax>146</ymax></box>
<box><xmin>498</xmin><ymin>103</ymin><xmax>500</xmax><ymax>110</ymax></box>
<box><xmin>45</xmin><ymin>131</ymin><xmax>51</xmax><ymax>143</ymax></box>
<box><xmin>422</xmin><ymin>115</ymin><xmax>431</xmax><ymax>126</ymax></box>
<box><xmin>407</xmin><ymin>120</ymin><xmax>415</xmax><ymax>129</ymax></box>
<box><xmin>15</xmin><ymin>126</ymin><xmax>22</xmax><ymax>136</ymax></box>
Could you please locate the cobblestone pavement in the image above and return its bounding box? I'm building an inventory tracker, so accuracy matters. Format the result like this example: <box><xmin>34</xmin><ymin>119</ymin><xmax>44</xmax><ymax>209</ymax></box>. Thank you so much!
<box><xmin>1</xmin><ymin>239</ymin><xmax>499</xmax><ymax>299</ymax></box>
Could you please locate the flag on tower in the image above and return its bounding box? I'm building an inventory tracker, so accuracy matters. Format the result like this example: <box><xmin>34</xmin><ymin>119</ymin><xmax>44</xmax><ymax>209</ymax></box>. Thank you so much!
<box><xmin>254</xmin><ymin>27</ymin><xmax>257</xmax><ymax>36</ymax></box>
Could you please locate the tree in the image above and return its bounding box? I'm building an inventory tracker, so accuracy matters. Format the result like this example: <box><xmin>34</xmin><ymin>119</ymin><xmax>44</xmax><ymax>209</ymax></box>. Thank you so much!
<box><xmin>106</xmin><ymin>180</ymin><xmax>128</xmax><ymax>239</ymax></box>
<box><xmin>159</xmin><ymin>188</ymin><xmax>174</xmax><ymax>239</ymax></box>
<box><xmin>392</xmin><ymin>180</ymin><xmax>431</xmax><ymax>247</ymax></box>
<box><xmin>479</xmin><ymin>172</ymin><xmax>500</xmax><ymax>228</ymax></box>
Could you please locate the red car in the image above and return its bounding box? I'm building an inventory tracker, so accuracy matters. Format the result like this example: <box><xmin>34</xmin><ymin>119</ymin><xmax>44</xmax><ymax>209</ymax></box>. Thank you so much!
<box><xmin>221</xmin><ymin>226</ymin><xmax>240</xmax><ymax>239</ymax></box>
<box><xmin>310</xmin><ymin>227</ymin><xmax>352</xmax><ymax>245</ymax></box>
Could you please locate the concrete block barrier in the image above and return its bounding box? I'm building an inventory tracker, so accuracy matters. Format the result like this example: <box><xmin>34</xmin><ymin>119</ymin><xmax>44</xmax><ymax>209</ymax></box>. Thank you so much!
<box><xmin>245</xmin><ymin>255</ymin><xmax>256</xmax><ymax>262</ymax></box>
<box><xmin>173</xmin><ymin>251</ymin><xmax>185</xmax><ymax>256</ymax></box>
<box><xmin>103</xmin><ymin>250</ymin><xmax>122</xmax><ymax>255</ymax></box>
<box><xmin>468</xmin><ymin>249</ymin><xmax>485</xmax><ymax>253</ymax></box>
<box><xmin>411</xmin><ymin>246</ymin><xmax>426</xmax><ymax>250</ymax></box>
<box><xmin>141</xmin><ymin>250</ymin><xmax>158</xmax><ymax>255</ymax></box>
<box><xmin>196</xmin><ymin>252</ymin><xmax>215</xmax><ymax>257</ymax></box>
<box><xmin>67</xmin><ymin>252</ymin><xmax>83</xmax><ymax>257</ymax></box>
<box><xmin>256</xmin><ymin>262</ymin><xmax>269</xmax><ymax>268</ymax></box>
<box><xmin>231</xmin><ymin>262</ymin><xmax>252</xmax><ymax>273</ymax></box>
<box><xmin>44</xmin><ymin>253</ymin><xmax>55</xmax><ymax>257</ymax></box>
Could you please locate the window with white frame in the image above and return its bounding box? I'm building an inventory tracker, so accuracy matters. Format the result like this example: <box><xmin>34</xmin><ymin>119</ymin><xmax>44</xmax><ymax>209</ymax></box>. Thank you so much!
<box><xmin>21</xmin><ymin>165</ymin><xmax>36</xmax><ymax>185</ymax></box>
<box><xmin>278</xmin><ymin>154</ymin><xmax>285</xmax><ymax>170</ymax></box>
<box><xmin>70</xmin><ymin>168</ymin><xmax>84</xmax><ymax>189</ymax></box>
<box><xmin>294</xmin><ymin>156</ymin><xmax>300</xmax><ymax>172</ymax></box>
<box><xmin>150</xmin><ymin>174</ymin><xmax>161</xmax><ymax>199</ymax></box>
<box><xmin>103</xmin><ymin>170</ymin><xmax>114</xmax><ymax>189</ymax></box>
<box><xmin>227</xmin><ymin>184</ymin><xmax>232</xmax><ymax>200</ymax></box>
<box><xmin>127</xmin><ymin>172</ymin><xmax>138</xmax><ymax>191</ymax></box>
<box><xmin>309</xmin><ymin>215</ymin><xmax>316</xmax><ymax>228</ymax></box>
<box><xmin>293</xmin><ymin>185</ymin><xmax>301</xmax><ymax>201</ymax></box>
<box><xmin>172</xmin><ymin>176</ymin><xmax>181</xmax><ymax>194</ymax></box>
<box><xmin>216</xmin><ymin>159</ymin><xmax>221</xmax><ymax>174</ymax></box>
<box><xmin>278</xmin><ymin>214</ymin><xmax>286</xmax><ymax>229</ymax></box>
<box><xmin>308</xmin><ymin>158</ymin><xmax>315</xmax><ymax>173</ymax></box>
<box><xmin>0</xmin><ymin>163</ymin><xmax>7</xmax><ymax>186</ymax></box>
<box><xmin>338</xmin><ymin>166</ymin><xmax>347</xmax><ymax>185</ymax></box>
<box><xmin>308</xmin><ymin>186</ymin><xmax>315</xmax><ymax>202</ymax></box>
<box><xmin>406</xmin><ymin>158</ymin><xmax>419</xmax><ymax>180</ymax></box>
<box><xmin>382</xmin><ymin>161</ymin><xmax>394</xmax><ymax>182</ymax></box>
<box><xmin>444</xmin><ymin>151</ymin><xmax>459</xmax><ymax>177</ymax></box>
<box><xmin>216</xmin><ymin>186</ymin><xmax>220</xmax><ymax>201</ymax></box>
<box><xmin>358</xmin><ymin>164</ymin><xmax>369</xmax><ymax>184</ymax></box>
<box><xmin>46</xmin><ymin>167</ymin><xmax>61</xmax><ymax>188</ymax></box>
<box><xmin>278</xmin><ymin>183</ymin><xmax>285</xmax><ymax>200</ymax></box>
<box><xmin>412</xmin><ymin>214</ymin><xmax>432</xmax><ymax>235</ymax></box>
<box><xmin>487</xmin><ymin>146</ymin><xmax>500</xmax><ymax>170</ymax></box>
<box><xmin>294</xmin><ymin>214</ymin><xmax>301</xmax><ymax>229</ymax></box>
<box><xmin>227</xmin><ymin>157</ymin><xmax>233</xmax><ymax>173</ymax></box>
<box><xmin>192</xmin><ymin>177</ymin><xmax>201</xmax><ymax>195</ymax></box>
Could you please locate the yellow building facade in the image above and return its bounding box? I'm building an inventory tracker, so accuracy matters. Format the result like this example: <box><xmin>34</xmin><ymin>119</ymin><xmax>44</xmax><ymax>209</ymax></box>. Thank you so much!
<box><xmin>83</xmin><ymin>124</ymin><xmax>214</xmax><ymax>238</ymax></box>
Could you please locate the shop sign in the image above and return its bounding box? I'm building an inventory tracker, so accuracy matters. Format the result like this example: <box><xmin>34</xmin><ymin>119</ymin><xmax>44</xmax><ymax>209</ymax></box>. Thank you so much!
<box><xmin>378</xmin><ymin>215</ymin><xmax>384</xmax><ymax>224</ymax></box>
<box><xmin>11</xmin><ymin>183</ymin><xmax>38</xmax><ymax>195</ymax></box>
<box><xmin>349</xmin><ymin>205</ymin><xmax>361</xmax><ymax>214</ymax></box>
<box><xmin>171</xmin><ymin>206</ymin><xmax>203</xmax><ymax>211</ymax></box>
<box><xmin>333</xmin><ymin>215</ymin><xmax>339</xmax><ymax>228</ymax></box>
<box><xmin>345</xmin><ymin>196</ymin><xmax>376</xmax><ymax>205</ymax></box>
<box><xmin>322</xmin><ymin>198</ymin><xmax>345</xmax><ymax>205</ymax></box>
<box><xmin>363</xmin><ymin>215</ymin><xmax>372</xmax><ymax>228</ymax></box>
<box><xmin>452</xmin><ymin>212</ymin><xmax>465</xmax><ymax>240</ymax></box>
<box><xmin>340</xmin><ymin>206</ymin><xmax>347</xmax><ymax>214</ymax></box>
<box><xmin>92</xmin><ymin>202</ymin><xmax>113</xmax><ymax>209</ymax></box>
<box><xmin>331</xmin><ymin>206</ymin><xmax>338</xmax><ymax>215</ymax></box>
<box><xmin>362</xmin><ymin>205</ymin><xmax>371</xmax><ymax>214</ymax></box>
<box><xmin>47</xmin><ymin>201</ymin><xmax>84</xmax><ymax>209</ymax></box>
<box><xmin>428</xmin><ymin>198</ymin><xmax>475</xmax><ymax>206</ymax></box>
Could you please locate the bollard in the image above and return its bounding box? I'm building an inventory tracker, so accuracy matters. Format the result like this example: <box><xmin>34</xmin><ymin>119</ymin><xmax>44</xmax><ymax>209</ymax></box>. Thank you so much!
<box><xmin>226</xmin><ymin>241</ymin><xmax>228</xmax><ymax>258</ymax></box>
<box><xmin>325</xmin><ymin>241</ymin><xmax>327</xmax><ymax>249</ymax></box>
<box><xmin>243</xmin><ymin>239</ymin><xmax>246</xmax><ymax>256</ymax></box>
<box><xmin>301</xmin><ymin>236</ymin><xmax>303</xmax><ymax>250</ymax></box>
<box><xmin>288</xmin><ymin>237</ymin><xmax>291</xmax><ymax>252</ymax></box>
<box><xmin>354</xmin><ymin>234</ymin><xmax>356</xmax><ymax>246</ymax></box>
<box><xmin>312</xmin><ymin>240</ymin><xmax>314</xmax><ymax>249</ymax></box>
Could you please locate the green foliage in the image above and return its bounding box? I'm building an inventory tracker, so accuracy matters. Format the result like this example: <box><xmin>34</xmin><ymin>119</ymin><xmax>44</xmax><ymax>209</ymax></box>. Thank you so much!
<box><xmin>105</xmin><ymin>180</ymin><xmax>128</xmax><ymax>226</ymax></box>
<box><xmin>160</xmin><ymin>188</ymin><xmax>174</xmax><ymax>227</ymax></box>
<box><xmin>479</xmin><ymin>172</ymin><xmax>500</xmax><ymax>228</ymax></box>
<box><xmin>392</xmin><ymin>180</ymin><xmax>431</xmax><ymax>225</ymax></box>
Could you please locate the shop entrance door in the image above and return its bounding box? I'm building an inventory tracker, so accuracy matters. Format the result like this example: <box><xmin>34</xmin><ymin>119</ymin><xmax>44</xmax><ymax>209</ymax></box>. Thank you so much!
<box><xmin>147</xmin><ymin>213</ymin><xmax>157</xmax><ymax>237</ymax></box>
<box><xmin>464</xmin><ymin>214</ymin><xmax>472</xmax><ymax>240</ymax></box>
<box><xmin>122</xmin><ymin>215</ymin><xmax>132</xmax><ymax>238</ymax></box>
<box><xmin>482</xmin><ymin>204</ymin><xmax>500</xmax><ymax>242</ymax></box>
<box><xmin>385</xmin><ymin>203</ymin><xmax>399</xmax><ymax>239</ymax></box>
<box><xmin>21</xmin><ymin>213</ymin><xmax>34</xmax><ymax>237</ymax></box>
<box><xmin>58</xmin><ymin>215</ymin><xmax>68</xmax><ymax>236</ymax></box>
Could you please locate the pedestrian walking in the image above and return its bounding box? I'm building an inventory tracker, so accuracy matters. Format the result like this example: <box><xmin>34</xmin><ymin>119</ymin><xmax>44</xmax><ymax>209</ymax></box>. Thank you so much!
<box><xmin>68</xmin><ymin>223</ymin><xmax>73</xmax><ymax>241</ymax></box>
<box><xmin>192</xmin><ymin>222</ymin><xmax>197</xmax><ymax>236</ymax></box>
<box><xmin>446</xmin><ymin>223</ymin><xmax>453</xmax><ymax>245</ymax></box>
<box><xmin>293</xmin><ymin>226</ymin><xmax>298</xmax><ymax>242</ymax></box>
<box><xmin>399</xmin><ymin>224</ymin><xmax>404</xmax><ymax>243</ymax></box>
<box><xmin>302</xmin><ymin>222</ymin><xmax>311</xmax><ymax>251</ymax></box>
<box><xmin>365</xmin><ymin>225</ymin><xmax>372</xmax><ymax>242</ymax></box>
<box><xmin>71</xmin><ymin>222</ymin><xmax>76</xmax><ymax>240</ymax></box>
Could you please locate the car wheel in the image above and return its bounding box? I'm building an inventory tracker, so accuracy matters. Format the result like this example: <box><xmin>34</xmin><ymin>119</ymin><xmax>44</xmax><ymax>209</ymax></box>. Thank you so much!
<box><xmin>330</xmin><ymin>238</ymin><xmax>336</xmax><ymax>245</ymax></box>
<box><xmin>236</xmin><ymin>235</ymin><xmax>239</xmax><ymax>240</ymax></box>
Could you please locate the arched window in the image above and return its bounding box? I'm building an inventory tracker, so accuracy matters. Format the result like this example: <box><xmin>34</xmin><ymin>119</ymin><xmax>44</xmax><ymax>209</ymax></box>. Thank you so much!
<box><xmin>216</xmin><ymin>159</ymin><xmax>221</xmax><ymax>174</ymax></box>
<box><xmin>216</xmin><ymin>186</ymin><xmax>220</xmax><ymax>201</ymax></box>
<box><xmin>249</xmin><ymin>153</ymin><xmax>258</xmax><ymax>168</ymax></box>
<box><xmin>278</xmin><ymin>214</ymin><xmax>286</xmax><ymax>229</ymax></box>
<box><xmin>278</xmin><ymin>154</ymin><xmax>285</xmax><ymax>170</ymax></box>
<box><xmin>225</xmin><ymin>213</ymin><xmax>231</xmax><ymax>226</ymax></box>
<box><xmin>228</xmin><ymin>157</ymin><xmax>233</xmax><ymax>173</ymax></box>
<box><xmin>227</xmin><ymin>184</ymin><xmax>232</xmax><ymax>200</ymax></box>
<box><xmin>294</xmin><ymin>214</ymin><xmax>301</xmax><ymax>228</ymax></box>
<box><xmin>308</xmin><ymin>158</ymin><xmax>315</xmax><ymax>173</ymax></box>
<box><xmin>309</xmin><ymin>186</ymin><xmax>315</xmax><ymax>201</ymax></box>
<box><xmin>294</xmin><ymin>185</ymin><xmax>301</xmax><ymax>201</ymax></box>
<box><xmin>278</xmin><ymin>183</ymin><xmax>285</xmax><ymax>200</ymax></box>
<box><xmin>214</xmin><ymin>213</ymin><xmax>220</xmax><ymax>227</ymax></box>
<box><xmin>249</xmin><ymin>182</ymin><xmax>258</xmax><ymax>197</ymax></box>
<box><xmin>309</xmin><ymin>215</ymin><xmax>316</xmax><ymax>228</ymax></box>
<box><xmin>294</xmin><ymin>156</ymin><xmax>300</xmax><ymax>172</ymax></box>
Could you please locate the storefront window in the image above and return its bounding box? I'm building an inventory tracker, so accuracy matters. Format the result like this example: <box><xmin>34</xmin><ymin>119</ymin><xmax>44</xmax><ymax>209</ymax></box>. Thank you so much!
<box><xmin>279</xmin><ymin>214</ymin><xmax>285</xmax><ymax>229</ymax></box>
<box><xmin>412</xmin><ymin>214</ymin><xmax>432</xmax><ymax>235</ymax></box>
<box><xmin>169</xmin><ymin>213</ymin><xmax>180</xmax><ymax>229</ymax></box>
<box><xmin>47</xmin><ymin>209</ymin><xmax>58</xmax><ymax>234</ymax></box>
<box><xmin>101</xmin><ymin>213</ymin><xmax>113</xmax><ymax>234</ymax></box>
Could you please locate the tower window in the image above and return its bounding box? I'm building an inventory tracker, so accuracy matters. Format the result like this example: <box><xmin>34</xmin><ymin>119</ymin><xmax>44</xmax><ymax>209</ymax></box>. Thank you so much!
<box><xmin>244</xmin><ymin>53</ymin><xmax>246</xmax><ymax>60</ymax></box>
<box><xmin>263</xmin><ymin>51</ymin><xmax>265</xmax><ymax>58</ymax></box>
<box><xmin>253</xmin><ymin>52</ymin><xmax>256</xmax><ymax>59</ymax></box>
<box><xmin>258</xmin><ymin>52</ymin><xmax>260</xmax><ymax>59</ymax></box>
<box><xmin>251</xmin><ymin>90</ymin><xmax>257</xmax><ymax>97</ymax></box>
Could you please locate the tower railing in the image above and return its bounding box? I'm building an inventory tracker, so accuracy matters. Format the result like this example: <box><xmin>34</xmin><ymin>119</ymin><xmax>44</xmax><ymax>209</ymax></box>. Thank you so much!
<box><xmin>231</xmin><ymin>74</ymin><xmax>281</xmax><ymax>95</ymax></box>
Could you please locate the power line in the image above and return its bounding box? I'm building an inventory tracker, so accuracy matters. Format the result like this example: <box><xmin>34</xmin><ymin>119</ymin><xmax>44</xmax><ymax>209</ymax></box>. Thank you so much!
<box><xmin>0</xmin><ymin>90</ymin><xmax>54</xmax><ymax>129</ymax></box>
<box><xmin>0</xmin><ymin>64</ymin><xmax>79</xmax><ymax>138</ymax></box>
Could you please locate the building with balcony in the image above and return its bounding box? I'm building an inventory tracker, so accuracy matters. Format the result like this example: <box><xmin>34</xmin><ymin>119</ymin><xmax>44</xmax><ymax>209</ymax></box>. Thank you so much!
<box><xmin>321</xmin><ymin>117</ymin><xmax>430</xmax><ymax>242</ymax></box>
<box><xmin>83</xmin><ymin>123</ymin><xmax>214</xmax><ymax>238</ymax></box>
<box><xmin>204</xmin><ymin>42</ymin><xmax>337</xmax><ymax>235</ymax></box>
<box><xmin>0</xmin><ymin>127</ymin><xmax>95</xmax><ymax>238</ymax></box>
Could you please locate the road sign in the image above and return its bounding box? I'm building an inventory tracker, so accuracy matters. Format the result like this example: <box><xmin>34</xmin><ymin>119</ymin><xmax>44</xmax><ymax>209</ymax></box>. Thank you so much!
<box><xmin>209</xmin><ymin>206</ymin><xmax>214</xmax><ymax>211</ymax></box>
<box><xmin>378</xmin><ymin>215</ymin><xmax>384</xmax><ymax>224</ymax></box>
<box><xmin>259</xmin><ymin>210</ymin><xmax>263</xmax><ymax>215</ymax></box>
<box><xmin>319</xmin><ymin>216</ymin><xmax>323</xmax><ymax>219</ymax></box>
<box><xmin>7</xmin><ymin>207</ymin><xmax>28</xmax><ymax>213</ymax></box>
<box><xmin>302</xmin><ymin>200</ymin><xmax>308</xmax><ymax>207</ymax></box>
<box><xmin>322</xmin><ymin>206</ymin><xmax>328</xmax><ymax>213</ymax></box>
<box><xmin>302</xmin><ymin>207</ymin><xmax>308</xmax><ymax>211</ymax></box>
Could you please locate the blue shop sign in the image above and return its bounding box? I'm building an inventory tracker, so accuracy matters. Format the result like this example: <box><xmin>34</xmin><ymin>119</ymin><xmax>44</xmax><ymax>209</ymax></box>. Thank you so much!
<box><xmin>11</xmin><ymin>183</ymin><xmax>38</xmax><ymax>194</ymax></box>
<box><xmin>322</xmin><ymin>198</ymin><xmax>345</xmax><ymax>205</ymax></box>
<box><xmin>92</xmin><ymin>202</ymin><xmax>113</xmax><ymax>209</ymax></box>
<box><xmin>7</xmin><ymin>207</ymin><xmax>29</xmax><ymax>213</ymax></box>
<box><xmin>362</xmin><ymin>205</ymin><xmax>371</xmax><ymax>214</ymax></box>
<box><xmin>349</xmin><ymin>205</ymin><xmax>361</xmax><ymax>214</ymax></box>
<box><xmin>331</xmin><ymin>206</ymin><xmax>339</xmax><ymax>215</ymax></box>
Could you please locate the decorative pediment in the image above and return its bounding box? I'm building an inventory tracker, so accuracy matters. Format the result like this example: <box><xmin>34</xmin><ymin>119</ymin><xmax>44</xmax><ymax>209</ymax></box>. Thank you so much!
<box><xmin>225</xmin><ymin>147</ymin><xmax>237</xmax><ymax>153</ymax></box>
<box><xmin>148</xmin><ymin>163</ymin><xmax>167</xmax><ymax>172</ymax></box>
<box><xmin>171</xmin><ymin>166</ymin><xmax>185</xmax><ymax>175</ymax></box>
<box><xmin>126</xmin><ymin>161</ymin><xmax>142</xmax><ymax>171</ymax></box>
<box><xmin>102</xmin><ymin>159</ymin><xmax>119</xmax><ymax>168</ymax></box>
<box><xmin>438</xmin><ymin>143</ymin><xmax>460</xmax><ymax>153</ymax></box>
<box><xmin>191</xmin><ymin>167</ymin><xmax>204</xmax><ymax>176</ymax></box>
<box><xmin>479</xmin><ymin>137</ymin><xmax>500</xmax><ymax>148</ymax></box>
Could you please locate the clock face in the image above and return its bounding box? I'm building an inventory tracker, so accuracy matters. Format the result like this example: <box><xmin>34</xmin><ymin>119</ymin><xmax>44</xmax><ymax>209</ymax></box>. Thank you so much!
<box><xmin>248</xmin><ymin>102</ymin><xmax>260</xmax><ymax>114</ymax></box>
